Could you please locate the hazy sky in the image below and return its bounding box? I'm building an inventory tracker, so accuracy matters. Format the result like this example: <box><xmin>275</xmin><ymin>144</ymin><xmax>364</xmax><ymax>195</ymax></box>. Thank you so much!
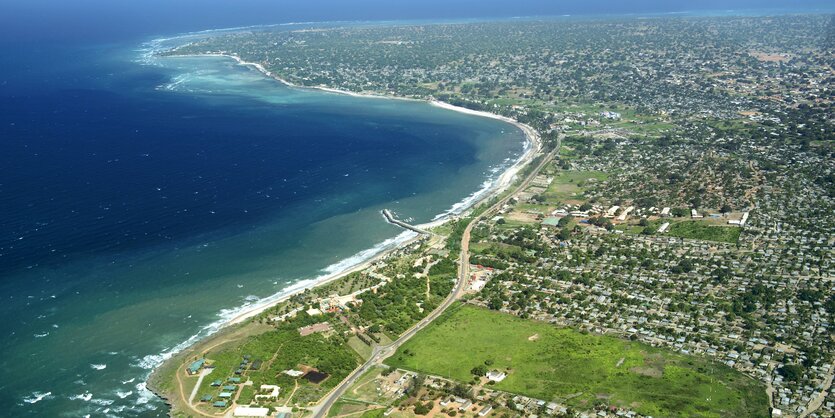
<box><xmin>1</xmin><ymin>0</ymin><xmax>832</xmax><ymax>42</ymax></box>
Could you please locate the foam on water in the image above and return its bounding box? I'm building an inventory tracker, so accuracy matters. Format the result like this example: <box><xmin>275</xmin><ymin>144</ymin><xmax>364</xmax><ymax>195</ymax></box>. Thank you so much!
<box><xmin>69</xmin><ymin>392</ymin><xmax>93</xmax><ymax>402</ymax></box>
<box><xmin>115</xmin><ymin>390</ymin><xmax>133</xmax><ymax>399</ymax></box>
<box><xmin>22</xmin><ymin>391</ymin><xmax>52</xmax><ymax>404</ymax></box>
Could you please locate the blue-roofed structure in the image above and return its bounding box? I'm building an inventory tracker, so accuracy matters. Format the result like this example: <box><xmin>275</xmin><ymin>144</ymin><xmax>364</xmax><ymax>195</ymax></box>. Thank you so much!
<box><xmin>186</xmin><ymin>358</ymin><xmax>205</xmax><ymax>375</ymax></box>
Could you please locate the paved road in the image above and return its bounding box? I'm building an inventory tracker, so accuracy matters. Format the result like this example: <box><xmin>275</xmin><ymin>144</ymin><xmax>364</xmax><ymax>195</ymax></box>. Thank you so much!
<box><xmin>313</xmin><ymin>137</ymin><xmax>559</xmax><ymax>418</ymax></box>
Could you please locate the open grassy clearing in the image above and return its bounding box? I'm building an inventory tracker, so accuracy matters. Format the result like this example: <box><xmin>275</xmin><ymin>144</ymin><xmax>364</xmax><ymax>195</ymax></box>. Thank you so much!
<box><xmin>542</xmin><ymin>170</ymin><xmax>608</xmax><ymax>202</ymax></box>
<box><xmin>668</xmin><ymin>221</ymin><xmax>742</xmax><ymax>244</ymax></box>
<box><xmin>386</xmin><ymin>304</ymin><xmax>768</xmax><ymax>418</ymax></box>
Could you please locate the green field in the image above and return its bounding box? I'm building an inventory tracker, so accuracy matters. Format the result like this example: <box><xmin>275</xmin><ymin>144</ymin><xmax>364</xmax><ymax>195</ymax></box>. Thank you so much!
<box><xmin>543</xmin><ymin>170</ymin><xmax>608</xmax><ymax>202</ymax></box>
<box><xmin>668</xmin><ymin>221</ymin><xmax>742</xmax><ymax>244</ymax></box>
<box><xmin>387</xmin><ymin>304</ymin><xmax>768</xmax><ymax>418</ymax></box>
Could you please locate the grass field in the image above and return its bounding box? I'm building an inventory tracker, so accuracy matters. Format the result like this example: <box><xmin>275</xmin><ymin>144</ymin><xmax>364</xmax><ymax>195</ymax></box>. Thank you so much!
<box><xmin>386</xmin><ymin>304</ymin><xmax>768</xmax><ymax>418</ymax></box>
<box><xmin>543</xmin><ymin>170</ymin><xmax>608</xmax><ymax>202</ymax></box>
<box><xmin>668</xmin><ymin>221</ymin><xmax>741</xmax><ymax>244</ymax></box>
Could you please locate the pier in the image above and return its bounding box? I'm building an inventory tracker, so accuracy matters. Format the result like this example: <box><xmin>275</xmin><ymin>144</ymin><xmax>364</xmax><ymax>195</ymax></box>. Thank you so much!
<box><xmin>381</xmin><ymin>209</ymin><xmax>431</xmax><ymax>235</ymax></box>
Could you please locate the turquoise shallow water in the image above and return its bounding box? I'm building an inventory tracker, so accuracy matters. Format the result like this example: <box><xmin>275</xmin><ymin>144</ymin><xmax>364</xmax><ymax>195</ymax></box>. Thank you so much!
<box><xmin>0</xmin><ymin>40</ymin><xmax>524</xmax><ymax>416</ymax></box>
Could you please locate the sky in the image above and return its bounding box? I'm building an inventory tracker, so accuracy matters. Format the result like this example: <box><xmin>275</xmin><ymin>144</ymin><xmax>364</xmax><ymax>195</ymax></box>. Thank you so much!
<box><xmin>0</xmin><ymin>0</ymin><xmax>832</xmax><ymax>43</ymax></box>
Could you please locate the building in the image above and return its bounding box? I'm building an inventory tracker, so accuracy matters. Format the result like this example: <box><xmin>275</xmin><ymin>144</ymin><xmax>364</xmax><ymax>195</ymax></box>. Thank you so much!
<box><xmin>459</xmin><ymin>400</ymin><xmax>473</xmax><ymax>411</ymax></box>
<box><xmin>616</xmin><ymin>206</ymin><xmax>635</xmax><ymax>221</ymax></box>
<box><xmin>660</xmin><ymin>207</ymin><xmax>671</xmax><ymax>217</ymax></box>
<box><xmin>486</xmin><ymin>370</ymin><xmax>507</xmax><ymax>382</ymax></box>
<box><xmin>233</xmin><ymin>406</ymin><xmax>270</xmax><ymax>417</ymax></box>
<box><xmin>658</xmin><ymin>222</ymin><xmax>670</xmax><ymax>233</ymax></box>
<box><xmin>479</xmin><ymin>404</ymin><xmax>494</xmax><ymax>416</ymax></box>
<box><xmin>691</xmin><ymin>209</ymin><xmax>703</xmax><ymax>218</ymax></box>
<box><xmin>470</xmin><ymin>279</ymin><xmax>487</xmax><ymax>292</ymax></box>
<box><xmin>186</xmin><ymin>358</ymin><xmax>205</xmax><ymax>375</ymax></box>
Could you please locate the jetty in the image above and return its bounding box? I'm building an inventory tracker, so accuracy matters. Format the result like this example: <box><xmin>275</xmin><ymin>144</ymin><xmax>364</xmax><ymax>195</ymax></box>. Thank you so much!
<box><xmin>381</xmin><ymin>209</ymin><xmax>431</xmax><ymax>235</ymax></box>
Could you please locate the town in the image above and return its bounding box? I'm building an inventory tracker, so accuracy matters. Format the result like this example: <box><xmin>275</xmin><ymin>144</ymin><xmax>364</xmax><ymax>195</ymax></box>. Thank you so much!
<box><xmin>152</xmin><ymin>13</ymin><xmax>833</xmax><ymax>418</ymax></box>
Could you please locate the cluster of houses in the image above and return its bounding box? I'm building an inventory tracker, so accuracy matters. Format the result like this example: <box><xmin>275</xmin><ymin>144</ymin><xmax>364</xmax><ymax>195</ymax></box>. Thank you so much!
<box><xmin>472</xmin><ymin>198</ymin><xmax>832</xmax><ymax>416</ymax></box>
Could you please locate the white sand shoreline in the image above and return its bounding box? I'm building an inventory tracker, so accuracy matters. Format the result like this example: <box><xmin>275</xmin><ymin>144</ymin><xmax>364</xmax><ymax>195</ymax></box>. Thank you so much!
<box><xmin>153</xmin><ymin>49</ymin><xmax>541</xmax><ymax>345</ymax></box>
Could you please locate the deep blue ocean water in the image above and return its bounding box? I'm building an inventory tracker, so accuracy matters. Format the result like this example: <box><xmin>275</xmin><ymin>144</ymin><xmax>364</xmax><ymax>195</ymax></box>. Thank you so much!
<box><xmin>0</xmin><ymin>34</ymin><xmax>524</xmax><ymax>416</ymax></box>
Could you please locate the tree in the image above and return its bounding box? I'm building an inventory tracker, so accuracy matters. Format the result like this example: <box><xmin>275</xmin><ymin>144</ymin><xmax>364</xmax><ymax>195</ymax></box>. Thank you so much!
<box><xmin>558</xmin><ymin>227</ymin><xmax>571</xmax><ymax>240</ymax></box>
<box><xmin>471</xmin><ymin>365</ymin><xmax>488</xmax><ymax>377</ymax></box>
<box><xmin>414</xmin><ymin>402</ymin><xmax>432</xmax><ymax>415</ymax></box>
<box><xmin>778</xmin><ymin>364</ymin><xmax>805</xmax><ymax>382</ymax></box>
<box><xmin>720</xmin><ymin>204</ymin><xmax>732</xmax><ymax>214</ymax></box>
<box><xmin>452</xmin><ymin>383</ymin><xmax>470</xmax><ymax>398</ymax></box>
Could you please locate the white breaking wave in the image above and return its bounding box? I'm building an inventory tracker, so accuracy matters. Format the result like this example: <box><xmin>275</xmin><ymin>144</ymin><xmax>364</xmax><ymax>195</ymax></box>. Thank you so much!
<box><xmin>90</xmin><ymin>363</ymin><xmax>107</xmax><ymax>370</ymax></box>
<box><xmin>115</xmin><ymin>391</ymin><xmax>133</xmax><ymax>399</ymax></box>
<box><xmin>69</xmin><ymin>392</ymin><xmax>93</xmax><ymax>402</ymax></box>
<box><xmin>322</xmin><ymin>230</ymin><xmax>417</xmax><ymax>276</ymax></box>
<box><xmin>134</xmin><ymin>381</ymin><xmax>157</xmax><ymax>405</ymax></box>
<box><xmin>22</xmin><ymin>391</ymin><xmax>52</xmax><ymax>404</ymax></box>
<box><xmin>89</xmin><ymin>398</ymin><xmax>114</xmax><ymax>406</ymax></box>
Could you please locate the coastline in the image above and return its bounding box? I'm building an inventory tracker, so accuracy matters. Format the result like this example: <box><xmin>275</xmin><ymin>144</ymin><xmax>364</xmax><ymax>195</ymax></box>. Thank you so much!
<box><xmin>146</xmin><ymin>47</ymin><xmax>541</xmax><ymax>399</ymax></box>
<box><xmin>195</xmin><ymin>51</ymin><xmax>540</xmax><ymax>327</ymax></box>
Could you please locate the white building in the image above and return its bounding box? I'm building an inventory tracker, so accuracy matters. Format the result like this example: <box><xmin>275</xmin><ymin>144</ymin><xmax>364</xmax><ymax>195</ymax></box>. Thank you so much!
<box><xmin>616</xmin><ymin>206</ymin><xmax>635</xmax><ymax>221</ymax></box>
<box><xmin>486</xmin><ymin>370</ymin><xmax>507</xmax><ymax>382</ymax></box>
<box><xmin>470</xmin><ymin>279</ymin><xmax>487</xmax><ymax>292</ymax></box>
<box><xmin>233</xmin><ymin>406</ymin><xmax>270</xmax><ymax>417</ymax></box>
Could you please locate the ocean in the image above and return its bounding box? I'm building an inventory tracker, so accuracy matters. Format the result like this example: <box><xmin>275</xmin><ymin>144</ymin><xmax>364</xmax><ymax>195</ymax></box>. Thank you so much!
<box><xmin>0</xmin><ymin>34</ymin><xmax>524</xmax><ymax>416</ymax></box>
